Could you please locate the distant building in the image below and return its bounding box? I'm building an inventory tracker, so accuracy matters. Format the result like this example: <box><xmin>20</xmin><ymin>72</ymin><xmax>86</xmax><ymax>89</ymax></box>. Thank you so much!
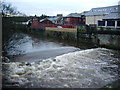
<box><xmin>97</xmin><ymin>3</ymin><xmax>120</xmax><ymax>28</ymax></box>
<box><xmin>98</xmin><ymin>12</ymin><xmax>120</xmax><ymax>28</ymax></box>
<box><xmin>43</xmin><ymin>14</ymin><xmax>63</xmax><ymax>24</ymax></box>
<box><xmin>63</xmin><ymin>13</ymin><xmax>85</xmax><ymax>25</ymax></box>
<box><xmin>85</xmin><ymin>5</ymin><xmax>118</xmax><ymax>26</ymax></box>
<box><xmin>48</xmin><ymin>16</ymin><xmax>63</xmax><ymax>24</ymax></box>
<box><xmin>31</xmin><ymin>18</ymin><xmax>54</xmax><ymax>29</ymax></box>
<box><xmin>31</xmin><ymin>19</ymin><xmax>40</xmax><ymax>29</ymax></box>
<box><xmin>40</xmin><ymin>18</ymin><xmax>54</xmax><ymax>24</ymax></box>
<box><xmin>81</xmin><ymin>11</ymin><xmax>89</xmax><ymax>24</ymax></box>
<box><xmin>57</xmin><ymin>14</ymin><xmax>63</xmax><ymax>17</ymax></box>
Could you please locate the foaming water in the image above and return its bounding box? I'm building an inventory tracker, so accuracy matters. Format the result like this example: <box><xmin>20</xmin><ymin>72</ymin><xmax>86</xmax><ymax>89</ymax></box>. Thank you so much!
<box><xmin>3</xmin><ymin>48</ymin><xmax>120</xmax><ymax>88</ymax></box>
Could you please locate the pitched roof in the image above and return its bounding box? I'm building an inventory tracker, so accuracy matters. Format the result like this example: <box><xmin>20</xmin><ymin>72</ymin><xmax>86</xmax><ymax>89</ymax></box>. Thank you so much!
<box><xmin>85</xmin><ymin>5</ymin><xmax>118</xmax><ymax>16</ymax></box>
<box><xmin>48</xmin><ymin>17</ymin><xmax>60</xmax><ymax>21</ymax></box>
<box><xmin>80</xmin><ymin>11</ymin><xmax>89</xmax><ymax>15</ymax></box>
<box><xmin>65</xmin><ymin>13</ymin><xmax>81</xmax><ymax>17</ymax></box>
<box><xmin>47</xmin><ymin>16</ymin><xmax>62</xmax><ymax>21</ymax></box>
<box><xmin>103</xmin><ymin>12</ymin><xmax>120</xmax><ymax>19</ymax></box>
<box><xmin>40</xmin><ymin>18</ymin><xmax>51</xmax><ymax>22</ymax></box>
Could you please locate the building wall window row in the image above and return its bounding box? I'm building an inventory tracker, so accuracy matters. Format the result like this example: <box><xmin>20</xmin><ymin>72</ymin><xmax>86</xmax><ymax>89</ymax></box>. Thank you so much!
<box><xmin>98</xmin><ymin>20</ymin><xmax>120</xmax><ymax>27</ymax></box>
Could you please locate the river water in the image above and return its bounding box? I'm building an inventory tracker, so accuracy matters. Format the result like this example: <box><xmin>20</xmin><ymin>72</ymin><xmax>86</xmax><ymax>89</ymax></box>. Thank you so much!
<box><xmin>5</xmin><ymin>32</ymin><xmax>81</xmax><ymax>62</ymax></box>
<box><xmin>3</xmin><ymin>31</ymin><xmax>120</xmax><ymax>88</ymax></box>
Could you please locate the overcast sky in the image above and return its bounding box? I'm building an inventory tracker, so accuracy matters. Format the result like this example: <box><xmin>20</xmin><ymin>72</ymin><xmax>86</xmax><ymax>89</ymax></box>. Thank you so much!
<box><xmin>5</xmin><ymin>0</ymin><xmax>119</xmax><ymax>16</ymax></box>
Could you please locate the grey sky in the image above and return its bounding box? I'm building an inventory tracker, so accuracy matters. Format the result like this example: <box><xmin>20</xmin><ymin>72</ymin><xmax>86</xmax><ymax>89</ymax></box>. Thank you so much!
<box><xmin>5</xmin><ymin>0</ymin><xmax>119</xmax><ymax>16</ymax></box>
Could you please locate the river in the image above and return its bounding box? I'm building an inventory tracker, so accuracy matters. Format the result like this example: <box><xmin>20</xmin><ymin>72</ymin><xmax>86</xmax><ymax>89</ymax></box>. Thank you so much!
<box><xmin>5</xmin><ymin>31</ymin><xmax>95</xmax><ymax>62</ymax></box>
<box><xmin>2</xmin><ymin>31</ymin><xmax>120</xmax><ymax>88</ymax></box>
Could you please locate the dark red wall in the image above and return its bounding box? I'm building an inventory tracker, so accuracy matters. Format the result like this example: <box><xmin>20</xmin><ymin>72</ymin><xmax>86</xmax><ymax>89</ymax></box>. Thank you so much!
<box><xmin>63</xmin><ymin>17</ymin><xmax>80</xmax><ymax>25</ymax></box>
<box><xmin>63</xmin><ymin>17</ymin><xmax>85</xmax><ymax>25</ymax></box>
<box><xmin>31</xmin><ymin>20</ymin><xmax>40</xmax><ymax>29</ymax></box>
<box><xmin>31</xmin><ymin>19</ymin><xmax>54</xmax><ymax>29</ymax></box>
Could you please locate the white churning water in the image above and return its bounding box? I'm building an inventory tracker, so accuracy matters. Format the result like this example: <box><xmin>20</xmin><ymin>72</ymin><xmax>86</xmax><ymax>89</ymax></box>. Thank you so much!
<box><xmin>3</xmin><ymin>48</ymin><xmax>120</xmax><ymax>88</ymax></box>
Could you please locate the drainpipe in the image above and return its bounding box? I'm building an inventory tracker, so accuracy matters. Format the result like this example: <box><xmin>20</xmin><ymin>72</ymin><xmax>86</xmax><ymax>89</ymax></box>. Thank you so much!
<box><xmin>105</xmin><ymin>21</ymin><xmax>107</xmax><ymax>27</ymax></box>
<box><xmin>94</xmin><ymin>15</ymin><xmax>95</xmax><ymax>25</ymax></box>
<box><xmin>115</xmin><ymin>21</ymin><xmax>117</xmax><ymax>29</ymax></box>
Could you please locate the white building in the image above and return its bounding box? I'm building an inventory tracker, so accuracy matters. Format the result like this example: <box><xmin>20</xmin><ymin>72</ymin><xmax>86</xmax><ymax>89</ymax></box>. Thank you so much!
<box><xmin>85</xmin><ymin>5</ymin><xmax>118</xmax><ymax>26</ymax></box>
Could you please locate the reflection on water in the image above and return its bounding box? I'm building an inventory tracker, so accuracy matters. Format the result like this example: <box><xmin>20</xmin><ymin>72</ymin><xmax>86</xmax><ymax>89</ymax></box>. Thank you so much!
<box><xmin>7</xmin><ymin>35</ymin><xmax>64</xmax><ymax>55</ymax></box>
<box><xmin>6</xmin><ymin>32</ymin><xmax>80</xmax><ymax>62</ymax></box>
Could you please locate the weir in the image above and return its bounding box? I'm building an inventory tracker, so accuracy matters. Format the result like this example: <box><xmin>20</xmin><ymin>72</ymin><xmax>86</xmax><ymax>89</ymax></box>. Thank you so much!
<box><xmin>3</xmin><ymin>48</ymin><xmax>120</xmax><ymax>88</ymax></box>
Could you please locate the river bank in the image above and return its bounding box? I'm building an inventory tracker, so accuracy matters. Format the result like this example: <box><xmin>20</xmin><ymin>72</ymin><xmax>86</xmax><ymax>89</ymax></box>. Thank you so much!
<box><xmin>45</xmin><ymin>25</ymin><xmax>120</xmax><ymax>50</ymax></box>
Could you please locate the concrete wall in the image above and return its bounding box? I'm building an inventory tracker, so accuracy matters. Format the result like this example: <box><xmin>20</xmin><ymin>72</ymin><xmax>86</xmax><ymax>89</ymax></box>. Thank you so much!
<box><xmin>98</xmin><ymin>34</ymin><xmax>120</xmax><ymax>49</ymax></box>
<box><xmin>44</xmin><ymin>25</ymin><xmax>120</xmax><ymax>50</ymax></box>
<box><xmin>45</xmin><ymin>30</ymin><xmax>77</xmax><ymax>41</ymax></box>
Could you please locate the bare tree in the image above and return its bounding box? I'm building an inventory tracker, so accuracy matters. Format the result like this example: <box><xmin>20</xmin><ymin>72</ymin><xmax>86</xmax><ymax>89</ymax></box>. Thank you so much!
<box><xmin>0</xmin><ymin>1</ymin><xmax>24</xmax><ymax>16</ymax></box>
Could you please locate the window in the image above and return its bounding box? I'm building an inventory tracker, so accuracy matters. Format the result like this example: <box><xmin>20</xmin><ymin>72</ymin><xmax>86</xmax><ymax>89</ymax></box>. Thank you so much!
<box><xmin>117</xmin><ymin>21</ymin><xmax>120</xmax><ymax>26</ymax></box>
<box><xmin>114</xmin><ymin>7</ymin><xmax>118</xmax><ymax>10</ymax></box>
<box><xmin>98</xmin><ymin>21</ymin><xmax>105</xmax><ymax>26</ymax></box>
<box><xmin>107</xmin><ymin>21</ymin><xmax>115</xmax><ymax>26</ymax></box>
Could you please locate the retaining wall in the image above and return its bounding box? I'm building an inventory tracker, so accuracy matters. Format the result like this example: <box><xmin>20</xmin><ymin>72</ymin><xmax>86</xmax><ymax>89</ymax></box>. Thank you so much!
<box><xmin>32</xmin><ymin>25</ymin><xmax>120</xmax><ymax>50</ymax></box>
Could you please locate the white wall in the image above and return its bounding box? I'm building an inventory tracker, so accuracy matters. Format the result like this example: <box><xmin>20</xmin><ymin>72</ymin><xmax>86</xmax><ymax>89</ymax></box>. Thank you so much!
<box><xmin>86</xmin><ymin>15</ymin><xmax>105</xmax><ymax>25</ymax></box>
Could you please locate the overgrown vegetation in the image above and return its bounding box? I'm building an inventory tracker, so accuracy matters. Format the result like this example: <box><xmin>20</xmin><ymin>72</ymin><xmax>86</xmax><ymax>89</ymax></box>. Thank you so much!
<box><xmin>2</xmin><ymin>17</ymin><xmax>30</xmax><ymax>58</ymax></box>
<box><xmin>1</xmin><ymin>1</ymin><xmax>28</xmax><ymax>58</ymax></box>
